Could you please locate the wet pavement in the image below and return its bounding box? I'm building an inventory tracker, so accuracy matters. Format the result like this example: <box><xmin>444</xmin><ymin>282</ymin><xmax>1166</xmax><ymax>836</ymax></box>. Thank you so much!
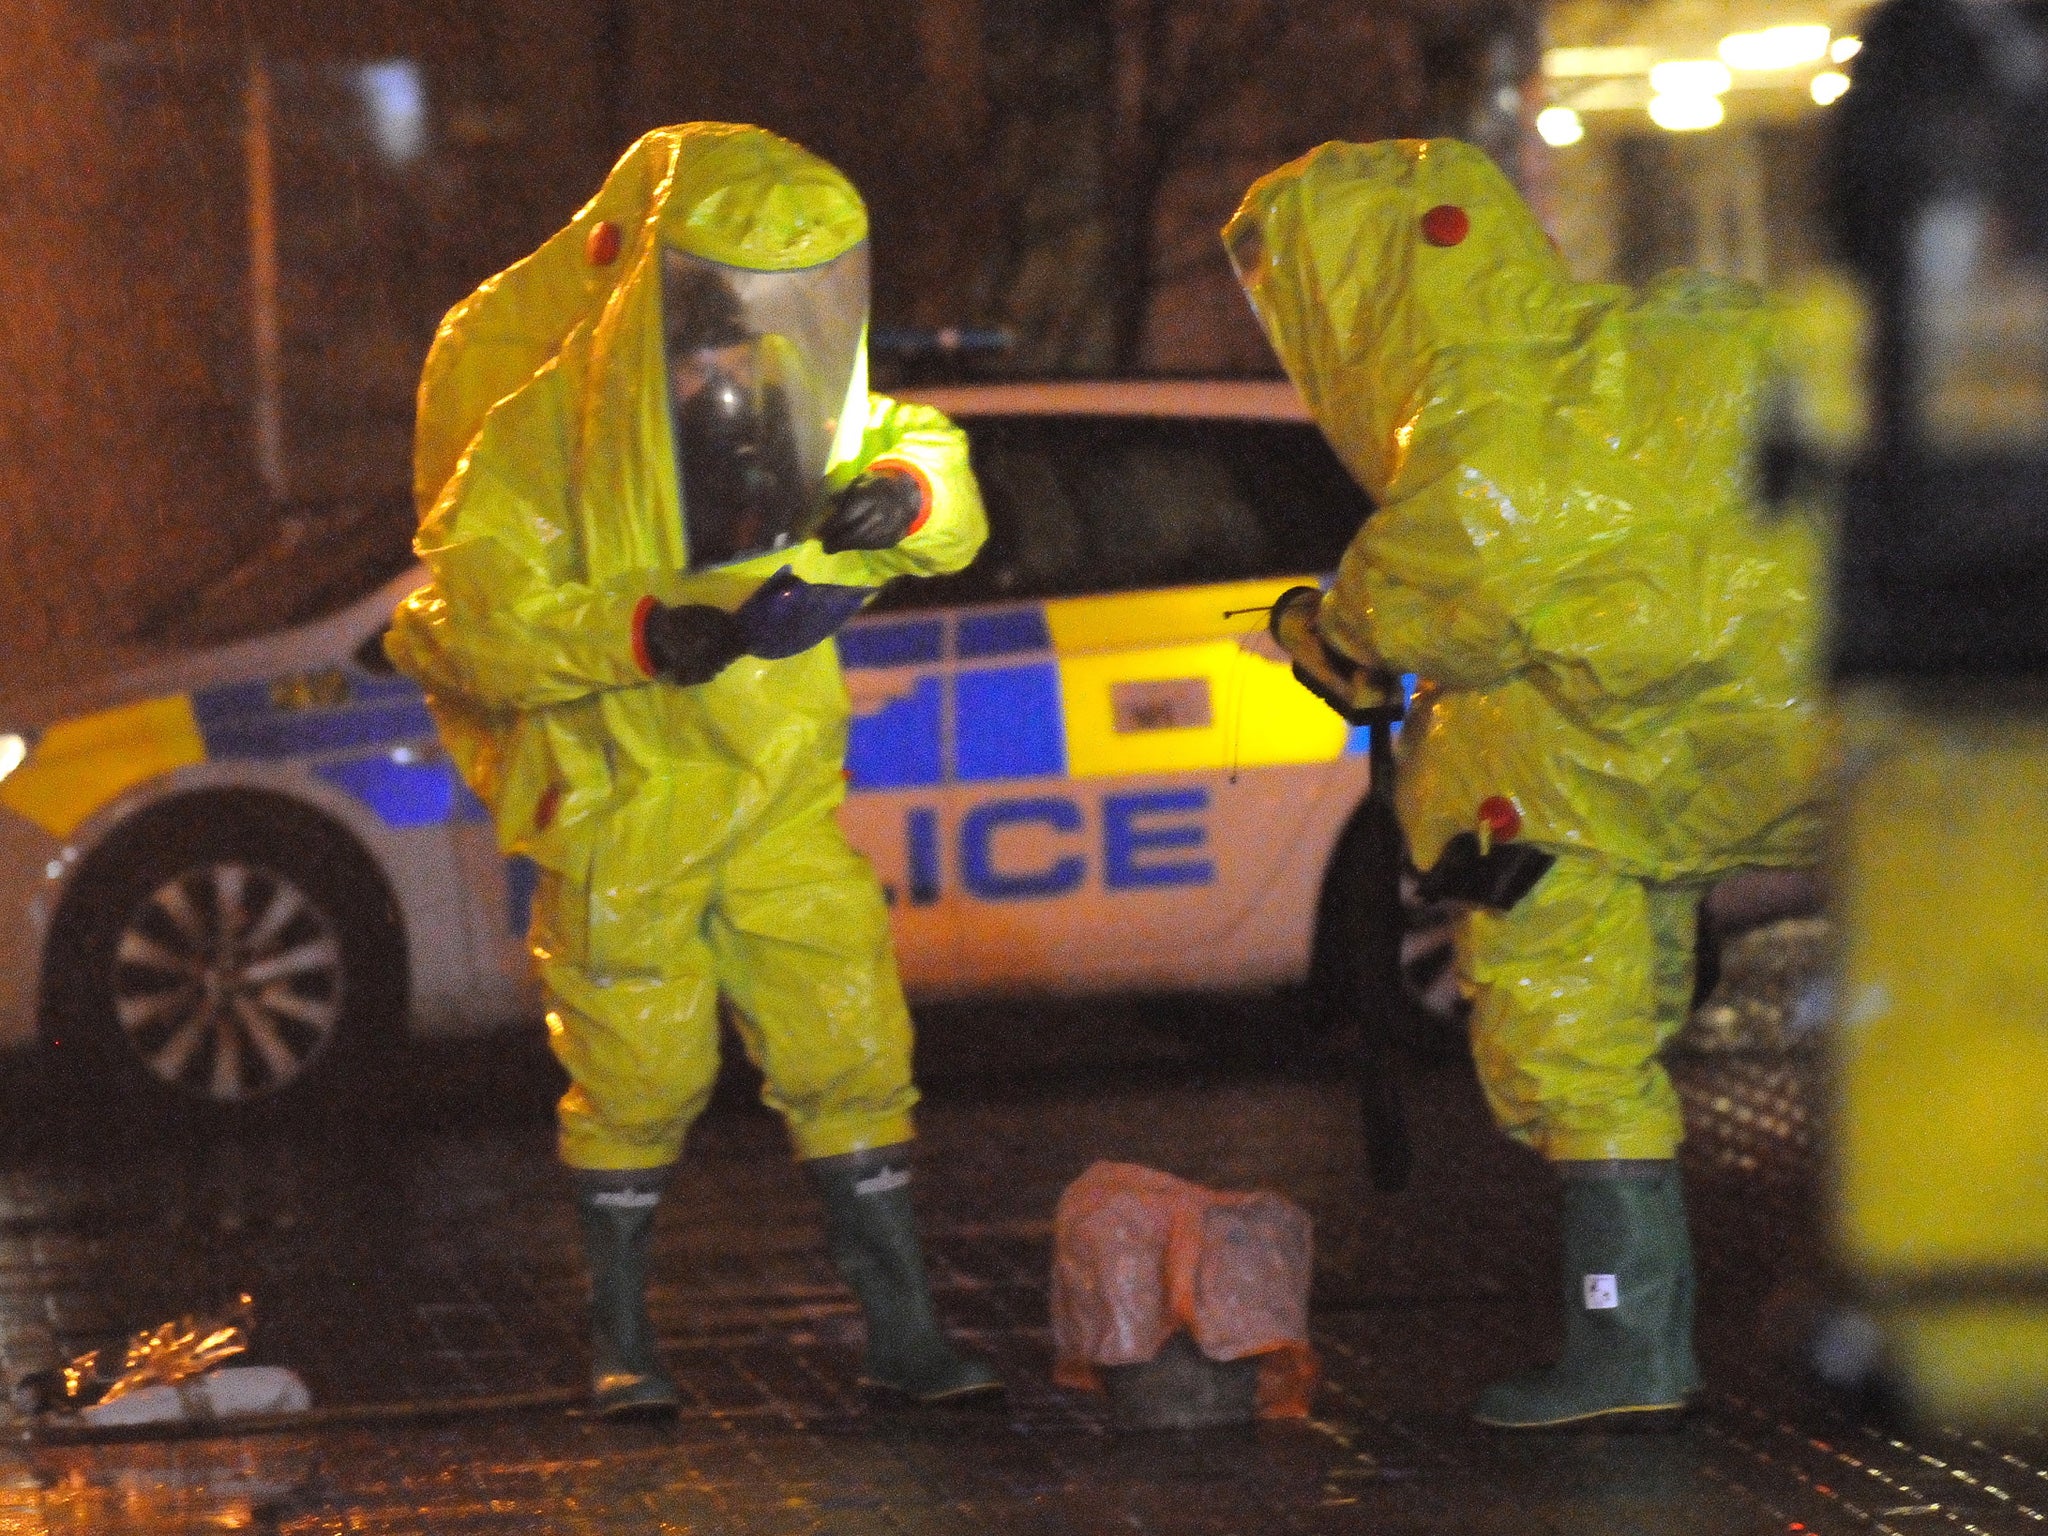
<box><xmin>0</xmin><ymin>997</ymin><xmax>2040</xmax><ymax>1534</ymax></box>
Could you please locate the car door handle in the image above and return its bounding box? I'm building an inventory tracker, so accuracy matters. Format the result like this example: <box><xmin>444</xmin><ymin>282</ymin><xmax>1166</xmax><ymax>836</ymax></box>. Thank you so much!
<box><xmin>1111</xmin><ymin>677</ymin><xmax>1213</xmax><ymax>733</ymax></box>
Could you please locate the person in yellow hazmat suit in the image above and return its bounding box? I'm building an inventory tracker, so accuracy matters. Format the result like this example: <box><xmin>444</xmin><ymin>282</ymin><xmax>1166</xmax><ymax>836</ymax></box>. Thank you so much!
<box><xmin>1224</xmin><ymin>138</ymin><xmax>1827</xmax><ymax>1429</ymax></box>
<box><xmin>386</xmin><ymin>123</ymin><xmax>1001</xmax><ymax>1418</ymax></box>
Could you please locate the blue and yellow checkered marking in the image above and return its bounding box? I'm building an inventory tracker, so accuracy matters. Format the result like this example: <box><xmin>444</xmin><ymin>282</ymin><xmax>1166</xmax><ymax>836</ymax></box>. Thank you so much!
<box><xmin>838</xmin><ymin>618</ymin><xmax>943</xmax><ymax>670</ymax></box>
<box><xmin>0</xmin><ymin>695</ymin><xmax>209</xmax><ymax>838</ymax></box>
<box><xmin>845</xmin><ymin>675</ymin><xmax>945</xmax><ymax>790</ymax></box>
<box><xmin>2</xmin><ymin>580</ymin><xmax>1387</xmax><ymax>843</ymax></box>
<box><xmin>957</xmin><ymin>608</ymin><xmax>1052</xmax><ymax>659</ymax></box>
<box><xmin>956</xmin><ymin>665</ymin><xmax>1066</xmax><ymax>780</ymax></box>
<box><xmin>191</xmin><ymin>673</ymin><xmax>434</xmax><ymax>762</ymax></box>
<box><xmin>0</xmin><ymin>666</ymin><xmax>456</xmax><ymax>839</ymax></box>
<box><xmin>310</xmin><ymin>756</ymin><xmax>480</xmax><ymax>830</ymax></box>
<box><xmin>843</xmin><ymin>582</ymin><xmax>1368</xmax><ymax>793</ymax></box>
<box><xmin>193</xmin><ymin>669</ymin><xmax>480</xmax><ymax>833</ymax></box>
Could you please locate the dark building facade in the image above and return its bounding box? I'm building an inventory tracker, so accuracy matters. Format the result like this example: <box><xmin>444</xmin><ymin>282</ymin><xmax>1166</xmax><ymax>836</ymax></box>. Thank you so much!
<box><xmin>0</xmin><ymin>0</ymin><xmax>1503</xmax><ymax>675</ymax></box>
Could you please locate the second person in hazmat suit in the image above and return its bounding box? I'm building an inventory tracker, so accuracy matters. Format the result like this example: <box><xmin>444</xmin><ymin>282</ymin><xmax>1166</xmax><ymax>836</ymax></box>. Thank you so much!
<box><xmin>1224</xmin><ymin>139</ymin><xmax>1826</xmax><ymax>1428</ymax></box>
<box><xmin>387</xmin><ymin>124</ymin><xmax>1000</xmax><ymax>1417</ymax></box>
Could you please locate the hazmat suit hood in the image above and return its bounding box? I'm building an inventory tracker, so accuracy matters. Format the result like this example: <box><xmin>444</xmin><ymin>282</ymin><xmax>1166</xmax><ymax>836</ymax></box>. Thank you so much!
<box><xmin>1223</xmin><ymin>138</ymin><xmax>1827</xmax><ymax>879</ymax></box>
<box><xmin>1225</xmin><ymin>138</ymin><xmax>1582</xmax><ymax>504</ymax></box>
<box><xmin>416</xmin><ymin>124</ymin><xmax>870</xmax><ymax>584</ymax></box>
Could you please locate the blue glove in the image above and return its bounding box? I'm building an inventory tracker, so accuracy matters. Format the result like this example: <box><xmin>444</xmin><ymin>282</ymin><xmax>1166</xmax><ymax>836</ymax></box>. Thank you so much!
<box><xmin>733</xmin><ymin>567</ymin><xmax>876</xmax><ymax>659</ymax></box>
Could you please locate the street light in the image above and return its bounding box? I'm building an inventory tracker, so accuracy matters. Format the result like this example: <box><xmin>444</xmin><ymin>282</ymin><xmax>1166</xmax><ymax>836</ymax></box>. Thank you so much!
<box><xmin>1719</xmin><ymin>23</ymin><xmax>1833</xmax><ymax>71</ymax></box>
<box><xmin>1649</xmin><ymin>58</ymin><xmax>1734</xmax><ymax>95</ymax></box>
<box><xmin>1536</xmin><ymin>106</ymin><xmax>1585</xmax><ymax>146</ymax></box>
<box><xmin>1648</xmin><ymin>92</ymin><xmax>1727</xmax><ymax>130</ymax></box>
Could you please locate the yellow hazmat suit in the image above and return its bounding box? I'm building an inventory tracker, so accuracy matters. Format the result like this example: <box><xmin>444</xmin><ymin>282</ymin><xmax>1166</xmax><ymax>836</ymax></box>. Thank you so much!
<box><xmin>1225</xmin><ymin>140</ymin><xmax>1826</xmax><ymax>1160</ymax></box>
<box><xmin>388</xmin><ymin>125</ymin><xmax>987</xmax><ymax>1171</ymax></box>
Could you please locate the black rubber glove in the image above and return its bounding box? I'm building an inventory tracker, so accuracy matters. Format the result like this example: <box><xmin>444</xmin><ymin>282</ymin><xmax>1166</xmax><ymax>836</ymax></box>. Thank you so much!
<box><xmin>816</xmin><ymin>469</ymin><xmax>923</xmax><ymax>554</ymax></box>
<box><xmin>641</xmin><ymin>601</ymin><xmax>745</xmax><ymax>686</ymax></box>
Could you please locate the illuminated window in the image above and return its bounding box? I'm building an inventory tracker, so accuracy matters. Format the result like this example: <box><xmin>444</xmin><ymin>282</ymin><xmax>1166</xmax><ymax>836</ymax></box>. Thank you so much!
<box><xmin>355</xmin><ymin>60</ymin><xmax>427</xmax><ymax>165</ymax></box>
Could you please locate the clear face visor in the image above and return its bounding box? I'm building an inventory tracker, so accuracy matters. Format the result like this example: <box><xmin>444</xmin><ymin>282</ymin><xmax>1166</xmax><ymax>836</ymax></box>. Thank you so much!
<box><xmin>661</xmin><ymin>243</ymin><xmax>870</xmax><ymax>571</ymax></box>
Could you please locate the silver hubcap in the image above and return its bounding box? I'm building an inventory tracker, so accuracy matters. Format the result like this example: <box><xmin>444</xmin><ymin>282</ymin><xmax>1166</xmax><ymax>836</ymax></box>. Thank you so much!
<box><xmin>112</xmin><ymin>862</ymin><xmax>345</xmax><ymax>1102</ymax></box>
<box><xmin>1400</xmin><ymin>870</ymin><xmax>1467</xmax><ymax>1024</ymax></box>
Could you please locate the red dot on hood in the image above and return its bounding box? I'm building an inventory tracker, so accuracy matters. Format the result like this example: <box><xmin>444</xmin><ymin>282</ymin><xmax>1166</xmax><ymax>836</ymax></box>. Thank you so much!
<box><xmin>586</xmin><ymin>220</ymin><xmax>622</xmax><ymax>266</ymax></box>
<box><xmin>1421</xmin><ymin>204</ymin><xmax>1470</xmax><ymax>247</ymax></box>
<box><xmin>1478</xmin><ymin>795</ymin><xmax>1521</xmax><ymax>840</ymax></box>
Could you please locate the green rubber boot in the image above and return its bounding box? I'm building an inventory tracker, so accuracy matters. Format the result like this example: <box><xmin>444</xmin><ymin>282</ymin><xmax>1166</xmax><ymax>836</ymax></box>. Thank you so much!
<box><xmin>807</xmin><ymin>1146</ymin><xmax>1004</xmax><ymax>1404</ymax></box>
<box><xmin>1474</xmin><ymin>1159</ymin><xmax>1701</xmax><ymax>1429</ymax></box>
<box><xmin>573</xmin><ymin>1167</ymin><xmax>681</xmax><ymax>1421</ymax></box>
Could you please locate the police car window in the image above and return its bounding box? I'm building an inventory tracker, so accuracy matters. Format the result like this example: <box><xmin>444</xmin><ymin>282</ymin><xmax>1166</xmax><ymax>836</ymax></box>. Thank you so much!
<box><xmin>873</xmin><ymin>417</ymin><xmax>1371</xmax><ymax>610</ymax></box>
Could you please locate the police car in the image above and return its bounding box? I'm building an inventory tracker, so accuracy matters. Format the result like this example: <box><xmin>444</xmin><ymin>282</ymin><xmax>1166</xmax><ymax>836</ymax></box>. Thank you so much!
<box><xmin>0</xmin><ymin>379</ymin><xmax>1456</xmax><ymax>1110</ymax></box>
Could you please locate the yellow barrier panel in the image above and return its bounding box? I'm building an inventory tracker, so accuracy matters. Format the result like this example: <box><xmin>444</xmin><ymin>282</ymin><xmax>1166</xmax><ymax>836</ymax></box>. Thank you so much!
<box><xmin>1834</xmin><ymin>700</ymin><xmax>2048</xmax><ymax>1423</ymax></box>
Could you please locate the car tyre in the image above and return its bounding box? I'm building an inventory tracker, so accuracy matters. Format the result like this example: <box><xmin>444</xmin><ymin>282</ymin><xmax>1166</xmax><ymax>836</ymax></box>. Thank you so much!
<box><xmin>44</xmin><ymin>794</ymin><xmax>406</xmax><ymax>1115</ymax></box>
<box><xmin>1311</xmin><ymin>798</ymin><xmax>1469</xmax><ymax>1063</ymax></box>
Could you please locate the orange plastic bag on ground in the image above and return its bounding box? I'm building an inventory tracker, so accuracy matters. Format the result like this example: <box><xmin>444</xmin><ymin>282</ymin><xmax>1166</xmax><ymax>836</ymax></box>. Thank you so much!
<box><xmin>1051</xmin><ymin>1160</ymin><xmax>1319</xmax><ymax>1417</ymax></box>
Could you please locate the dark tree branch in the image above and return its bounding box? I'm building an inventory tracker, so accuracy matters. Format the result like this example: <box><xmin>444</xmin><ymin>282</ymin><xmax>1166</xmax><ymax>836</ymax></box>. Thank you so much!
<box><xmin>955</xmin><ymin>0</ymin><xmax>1458</xmax><ymax>373</ymax></box>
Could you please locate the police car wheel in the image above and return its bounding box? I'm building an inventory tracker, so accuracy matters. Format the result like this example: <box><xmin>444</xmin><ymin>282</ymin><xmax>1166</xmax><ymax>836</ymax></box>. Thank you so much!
<box><xmin>1397</xmin><ymin>868</ymin><xmax>1469</xmax><ymax>1040</ymax></box>
<box><xmin>47</xmin><ymin>795</ymin><xmax>405</xmax><ymax>1111</ymax></box>
<box><xmin>1312</xmin><ymin>801</ymin><xmax>1469</xmax><ymax>1059</ymax></box>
